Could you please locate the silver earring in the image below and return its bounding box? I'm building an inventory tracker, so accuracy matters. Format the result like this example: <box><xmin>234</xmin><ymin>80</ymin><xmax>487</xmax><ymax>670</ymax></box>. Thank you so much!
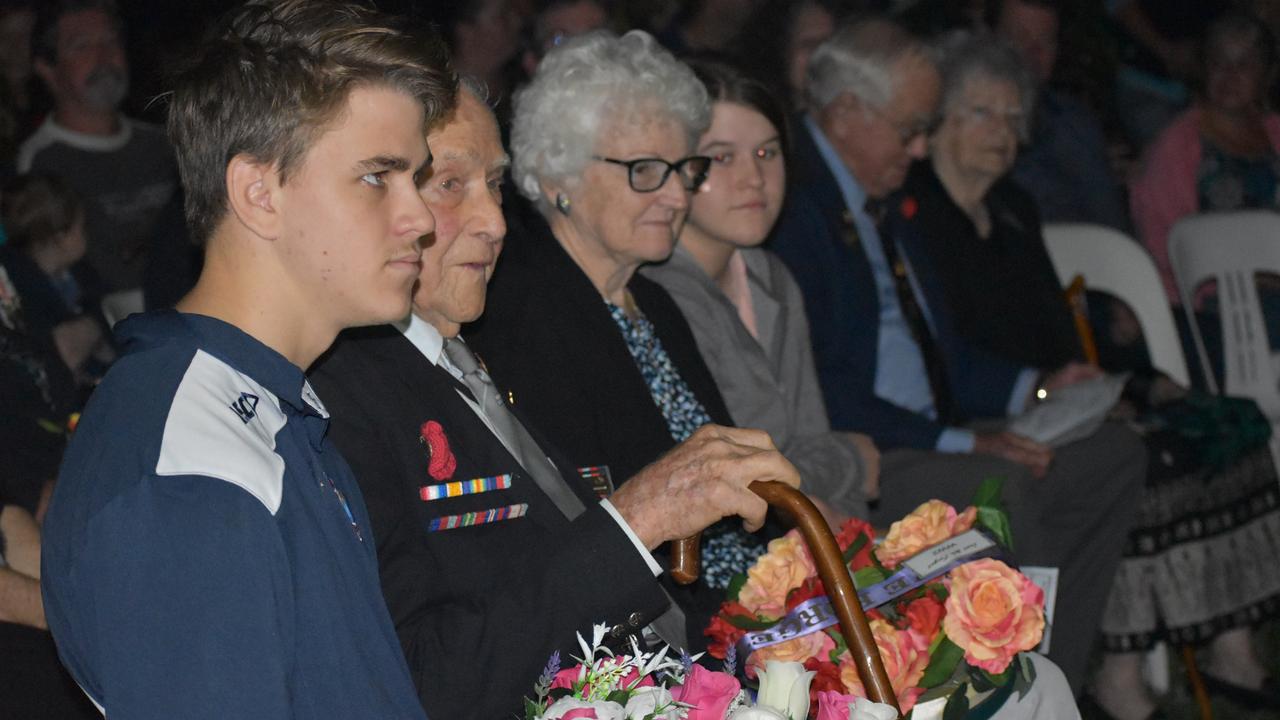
<box><xmin>555</xmin><ymin>194</ymin><xmax>571</xmax><ymax>216</ymax></box>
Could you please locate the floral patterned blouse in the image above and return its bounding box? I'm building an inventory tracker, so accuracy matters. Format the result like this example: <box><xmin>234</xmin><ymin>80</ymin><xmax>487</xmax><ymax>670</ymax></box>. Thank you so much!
<box><xmin>606</xmin><ymin>300</ymin><xmax>765</xmax><ymax>589</ymax></box>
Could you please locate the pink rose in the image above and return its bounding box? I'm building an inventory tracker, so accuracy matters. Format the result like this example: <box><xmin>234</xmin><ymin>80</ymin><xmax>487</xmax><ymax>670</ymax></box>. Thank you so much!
<box><xmin>816</xmin><ymin>690</ymin><xmax>860</xmax><ymax>720</ymax></box>
<box><xmin>838</xmin><ymin>619</ymin><xmax>930</xmax><ymax>713</ymax></box>
<box><xmin>738</xmin><ymin>530</ymin><xmax>816</xmax><ymax>617</ymax></box>
<box><xmin>746</xmin><ymin>632</ymin><xmax>835</xmax><ymax>677</ymax></box>
<box><xmin>944</xmin><ymin>559</ymin><xmax>1045</xmax><ymax>674</ymax></box>
<box><xmin>815</xmin><ymin>692</ymin><xmax>899</xmax><ymax>720</ymax></box>
<box><xmin>673</xmin><ymin>664</ymin><xmax>741</xmax><ymax>720</ymax></box>
<box><xmin>875</xmin><ymin>501</ymin><xmax>977</xmax><ymax>569</ymax></box>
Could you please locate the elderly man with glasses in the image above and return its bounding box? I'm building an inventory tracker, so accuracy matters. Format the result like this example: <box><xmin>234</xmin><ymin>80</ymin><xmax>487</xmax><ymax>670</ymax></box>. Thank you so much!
<box><xmin>769</xmin><ymin>17</ymin><xmax>1146</xmax><ymax>697</ymax></box>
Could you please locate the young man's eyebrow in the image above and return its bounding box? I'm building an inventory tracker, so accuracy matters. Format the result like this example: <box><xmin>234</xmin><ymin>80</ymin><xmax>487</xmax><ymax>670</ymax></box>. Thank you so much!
<box><xmin>356</xmin><ymin>155</ymin><xmax>411</xmax><ymax>173</ymax></box>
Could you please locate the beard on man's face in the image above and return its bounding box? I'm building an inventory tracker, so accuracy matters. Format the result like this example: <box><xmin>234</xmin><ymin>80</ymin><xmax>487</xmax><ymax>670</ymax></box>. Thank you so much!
<box><xmin>82</xmin><ymin>64</ymin><xmax>128</xmax><ymax>111</ymax></box>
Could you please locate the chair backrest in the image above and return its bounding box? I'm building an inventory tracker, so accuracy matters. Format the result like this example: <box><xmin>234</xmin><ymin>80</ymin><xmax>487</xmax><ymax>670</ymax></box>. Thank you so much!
<box><xmin>1168</xmin><ymin>210</ymin><xmax>1280</xmax><ymax>413</ymax></box>
<box><xmin>1043</xmin><ymin>223</ymin><xmax>1190</xmax><ymax>386</ymax></box>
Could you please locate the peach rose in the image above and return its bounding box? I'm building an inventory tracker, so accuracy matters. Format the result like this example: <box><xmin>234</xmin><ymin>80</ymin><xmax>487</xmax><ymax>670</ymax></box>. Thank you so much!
<box><xmin>837</xmin><ymin>619</ymin><xmax>929</xmax><ymax>713</ymax></box>
<box><xmin>746</xmin><ymin>632</ymin><xmax>835</xmax><ymax>677</ymax></box>
<box><xmin>875</xmin><ymin>501</ymin><xmax>977</xmax><ymax>569</ymax></box>
<box><xmin>943</xmin><ymin>559</ymin><xmax>1045</xmax><ymax>674</ymax></box>
<box><xmin>738</xmin><ymin>530</ymin><xmax>816</xmax><ymax>618</ymax></box>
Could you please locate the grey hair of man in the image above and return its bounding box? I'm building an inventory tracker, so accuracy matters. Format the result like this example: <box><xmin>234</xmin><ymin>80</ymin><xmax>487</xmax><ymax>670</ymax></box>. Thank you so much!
<box><xmin>934</xmin><ymin>30</ymin><xmax>1036</xmax><ymax>142</ymax></box>
<box><xmin>509</xmin><ymin>29</ymin><xmax>710</xmax><ymax>214</ymax></box>
<box><xmin>804</xmin><ymin>17</ymin><xmax>933</xmax><ymax>113</ymax></box>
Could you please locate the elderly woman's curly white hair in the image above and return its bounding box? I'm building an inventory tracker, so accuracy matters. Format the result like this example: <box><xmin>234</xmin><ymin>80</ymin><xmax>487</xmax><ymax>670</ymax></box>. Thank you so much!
<box><xmin>510</xmin><ymin>29</ymin><xmax>710</xmax><ymax>212</ymax></box>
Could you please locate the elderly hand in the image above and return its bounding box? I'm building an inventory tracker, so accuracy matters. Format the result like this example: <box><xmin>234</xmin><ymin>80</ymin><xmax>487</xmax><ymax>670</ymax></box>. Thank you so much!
<box><xmin>610</xmin><ymin>425</ymin><xmax>801</xmax><ymax>550</ymax></box>
<box><xmin>973</xmin><ymin>431</ymin><xmax>1053</xmax><ymax>478</ymax></box>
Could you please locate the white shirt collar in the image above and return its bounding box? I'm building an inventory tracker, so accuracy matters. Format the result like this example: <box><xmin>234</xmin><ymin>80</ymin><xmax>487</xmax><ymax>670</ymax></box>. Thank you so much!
<box><xmin>396</xmin><ymin>312</ymin><xmax>446</xmax><ymax>368</ymax></box>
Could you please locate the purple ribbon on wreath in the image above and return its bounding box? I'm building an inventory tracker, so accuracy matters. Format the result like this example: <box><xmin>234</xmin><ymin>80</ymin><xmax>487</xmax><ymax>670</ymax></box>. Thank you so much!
<box><xmin>735</xmin><ymin>528</ymin><xmax>1007</xmax><ymax>661</ymax></box>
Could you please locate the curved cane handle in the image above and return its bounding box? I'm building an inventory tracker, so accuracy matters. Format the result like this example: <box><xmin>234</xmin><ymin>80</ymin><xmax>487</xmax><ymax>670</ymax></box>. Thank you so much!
<box><xmin>668</xmin><ymin>481</ymin><xmax>899</xmax><ymax>713</ymax></box>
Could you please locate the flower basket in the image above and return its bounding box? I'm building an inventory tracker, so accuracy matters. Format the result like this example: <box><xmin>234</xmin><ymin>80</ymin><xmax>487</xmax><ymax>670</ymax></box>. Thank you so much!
<box><xmin>704</xmin><ymin>478</ymin><xmax>1044</xmax><ymax>719</ymax></box>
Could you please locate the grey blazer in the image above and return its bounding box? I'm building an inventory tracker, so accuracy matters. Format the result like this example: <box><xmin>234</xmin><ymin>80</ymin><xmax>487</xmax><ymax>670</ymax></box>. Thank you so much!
<box><xmin>644</xmin><ymin>246</ymin><xmax>869</xmax><ymax>517</ymax></box>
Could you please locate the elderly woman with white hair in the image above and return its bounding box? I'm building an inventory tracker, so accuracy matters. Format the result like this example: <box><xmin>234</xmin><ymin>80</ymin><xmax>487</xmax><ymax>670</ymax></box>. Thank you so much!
<box><xmin>466</xmin><ymin>30</ymin><xmax>773</xmax><ymax>635</ymax></box>
<box><xmin>897</xmin><ymin>31</ymin><xmax>1280</xmax><ymax>719</ymax></box>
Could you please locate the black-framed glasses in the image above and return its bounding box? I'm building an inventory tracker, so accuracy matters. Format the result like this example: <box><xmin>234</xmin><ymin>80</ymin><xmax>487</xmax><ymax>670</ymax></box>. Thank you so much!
<box><xmin>592</xmin><ymin>155</ymin><xmax>712</xmax><ymax>193</ymax></box>
<box><xmin>865</xmin><ymin>105</ymin><xmax>941</xmax><ymax>148</ymax></box>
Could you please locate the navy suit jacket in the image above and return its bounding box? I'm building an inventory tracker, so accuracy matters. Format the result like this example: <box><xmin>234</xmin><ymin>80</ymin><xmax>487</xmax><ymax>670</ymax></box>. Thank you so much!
<box><xmin>768</xmin><ymin>120</ymin><xmax>1024</xmax><ymax>451</ymax></box>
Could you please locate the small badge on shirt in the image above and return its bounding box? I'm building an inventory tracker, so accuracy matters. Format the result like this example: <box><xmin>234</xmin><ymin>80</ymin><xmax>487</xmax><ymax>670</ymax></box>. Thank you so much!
<box><xmin>578</xmin><ymin>465</ymin><xmax>614</xmax><ymax>498</ymax></box>
<box><xmin>325</xmin><ymin>473</ymin><xmax>364</xmax><ymax>542</ymax></box>
<box><xmin>420</xmin><ymin>473</ymin><xmax>513</xmax><ymax>501</ymax></box>
<box><xmin>427</xmin><ymin>502</ymin><xmax>529</xmax><ymax>532</ymax></box>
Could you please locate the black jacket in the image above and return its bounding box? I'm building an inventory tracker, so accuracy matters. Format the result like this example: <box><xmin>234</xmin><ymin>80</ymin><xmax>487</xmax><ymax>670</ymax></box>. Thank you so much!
<box><xmin>310</xmin><ymin>325</ymin><xmax>668</xmax><ymax>720</ymax></box>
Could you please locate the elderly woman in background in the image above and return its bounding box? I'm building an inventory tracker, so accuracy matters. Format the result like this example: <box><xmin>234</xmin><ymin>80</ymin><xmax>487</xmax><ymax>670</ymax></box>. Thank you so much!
<box><xmin>900</xmin><ymin>32</ymin><xmax>1280</xmax><ymax>719</ymax></box>
<box><xmin>466</xmin><ymin>30</ymin><xmax>767</xmax><ymax>633</ymax></box>
<box><xmin>643</xmin><ymin>60</ymin><xmax>878</xmax><ymax>523</ymax></box>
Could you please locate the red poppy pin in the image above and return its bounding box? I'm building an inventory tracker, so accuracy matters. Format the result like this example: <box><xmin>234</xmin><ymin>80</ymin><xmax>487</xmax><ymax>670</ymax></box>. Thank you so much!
<box><xmin>900</xmin><ymin>196</ymin><xmax>919</xmax><ymax>220</ymax></box>
<box><xmin>419</xmin><ymin>420</ymin><xmax>457</xmax><ymax>481</ymax></box>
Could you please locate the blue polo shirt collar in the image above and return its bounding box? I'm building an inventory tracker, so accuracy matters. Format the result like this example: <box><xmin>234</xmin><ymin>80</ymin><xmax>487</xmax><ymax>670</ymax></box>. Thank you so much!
<box><xmin>116</xmin><ymin>310</ymin><xmax>329</xmax><ymax>419</ymax></box>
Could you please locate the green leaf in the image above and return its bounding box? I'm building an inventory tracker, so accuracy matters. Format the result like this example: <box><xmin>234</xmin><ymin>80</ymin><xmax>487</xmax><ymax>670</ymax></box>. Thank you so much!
<box><xmin>852</xmin><ymin>565</ymin><xmax>887</xmax><ymax>589</ymax></box>
<box><xmin>915</xmin><ymin>678</ymin><xmax>962</xmax><ymax>704</ymax></box>
<box><xmin>983</xmin><ymin>666</ymin><xmax>1011</xmax><ymax>688</ymax></box>
<box><xmin>842</xmin><ymin>533</ymin><xmax>869</xmax><ymax>563</ymax></box>
<box><xmin>919</xmin><ymin>637</ymin><xmax>965</xmax><ymax>688</ymax></box>
<box><xmin>972</xmin><ymin>477</ymin><xmax>1005</xmax><ymax>509</ymax></box>
<box><xmin>1013</xmin><ymin>654</ymin><xmax>1037</xmax><ymax>700</ymax></box>
<box><xmin>523</xmin><ymin>697</ymin><xmax>543</xmax><ymax>720</ymax></box>
<box><xmin>941</xmin><ymin>685</ymin><xmax>970</xmax><ymax>720</ymax></box>
<box><xmin>828</xmin><ymin>630</ymin><xmax>849</xmax><ymax>663</ymax></box>
<box><xmin>607</xmin><ymin>689</ymin><xmax>630</xmax><ymax>705</ymax></box>
<box><xmin>975</xmin><ymin>506</ymin><xmax>1014</xmax><ymax>551</ymax></box>
<box><xmin>724</xmin><ymin>613</ymin><xmax>778</xmax><ymax>631</ymax></box>
<box><xmin>726</xmin><ymin>572</ymin><xmax>748</xmax><ymax>601</ymax></box>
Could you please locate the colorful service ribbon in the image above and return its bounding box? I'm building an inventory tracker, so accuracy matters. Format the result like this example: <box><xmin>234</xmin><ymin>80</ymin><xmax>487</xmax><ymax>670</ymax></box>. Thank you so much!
<box><xmin>427</xmin><ymin>503</ymin><xmax>529</xmax><ymax>532</ymax></box>
<box><xmin>420</xmin><ymin>473</ymin><xmax>512</xmax><ymax>502</ymax></box>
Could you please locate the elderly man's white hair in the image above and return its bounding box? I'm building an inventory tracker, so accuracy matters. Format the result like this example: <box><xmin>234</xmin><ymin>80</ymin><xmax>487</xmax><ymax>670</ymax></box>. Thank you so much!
<box><xmin>805</xmin><ymin>18</ymin><xmax>933</xmax><ymax>111</ymax></box>
<box><xmin>509</xmin><ymin>29</ymin><xmax>710</xmax><ymax>213</ymax></box>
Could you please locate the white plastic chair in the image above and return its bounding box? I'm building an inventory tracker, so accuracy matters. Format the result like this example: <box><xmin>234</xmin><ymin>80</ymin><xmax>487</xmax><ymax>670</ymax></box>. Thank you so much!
<box><xmin>1042</xmin><ymin>223</ymin><xmax>1192</xmax><ymax>698</ymax></box>
<box><xmin>1042</xmin><ymin>223</ymin><xmax>1190</xmax><ymax>386</ymax></box>
<box><xmin>1168</xmin><ymin>211</ymin><xmax>1280</xmax><ymax>417</ymax></box>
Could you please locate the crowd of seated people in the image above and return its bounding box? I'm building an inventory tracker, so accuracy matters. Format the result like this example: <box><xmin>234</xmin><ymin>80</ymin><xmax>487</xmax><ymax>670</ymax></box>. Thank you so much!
<box><xmin>5</xmin><ymin>1</ymin><xmax>1280</xmax><ymax>719</ymax></box>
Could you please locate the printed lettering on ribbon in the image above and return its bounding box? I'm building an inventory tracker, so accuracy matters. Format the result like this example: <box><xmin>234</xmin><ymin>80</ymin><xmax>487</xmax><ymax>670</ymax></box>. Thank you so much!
<box><xmin>737</xmin><ymin>529</ymin><xmax>1004</xmax><ymax>658</ymax></box>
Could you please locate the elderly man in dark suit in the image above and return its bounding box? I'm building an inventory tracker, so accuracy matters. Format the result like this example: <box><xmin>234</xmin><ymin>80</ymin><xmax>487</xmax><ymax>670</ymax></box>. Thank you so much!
<box><xmin>309</xmin><ymin>85</ymin><xmax>799</xmax><ymax>720</ymax></box>
<box><xmin>768</xmin><ymin>18</ymin><xmax>1146</xmax><ymax>696</ymax></box>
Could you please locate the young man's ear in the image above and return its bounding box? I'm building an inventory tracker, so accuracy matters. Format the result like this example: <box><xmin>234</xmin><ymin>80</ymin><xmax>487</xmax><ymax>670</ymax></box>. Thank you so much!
<box><xmin>226</xmin><ymin>154</ymin><xmax>283</xmax><ymax>240</ymax></box>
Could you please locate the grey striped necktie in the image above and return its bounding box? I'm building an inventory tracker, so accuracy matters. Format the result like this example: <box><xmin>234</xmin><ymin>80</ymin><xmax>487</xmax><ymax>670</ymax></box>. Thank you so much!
<box><xmin>443</xmin><ymin>338</ymin><xmax>585</xmax><ymax>520</ymax></box>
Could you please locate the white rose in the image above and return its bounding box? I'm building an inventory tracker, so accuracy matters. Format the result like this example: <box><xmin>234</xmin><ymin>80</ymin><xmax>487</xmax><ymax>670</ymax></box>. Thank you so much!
<box><xmin>755</xmin><ymin>660</ymin><xmax>816</xmax><ymax>720</ymax></box>
<box><xmin>905</xmin><ymin>697</ymin><xmax>946</xmax><ymax>720</ymax></box>
<box><xmin>540</xmin><ymin>697</ymin><xmax>627</xmax><ymax>720</ymax></box>
<box><xmin>727</xmin><ymin>707</ymin><xmax>790</xmax><ymax>720</ymax></box>
<box><xmin>849</xmin><ymin>697</ymin><xmax>899</xmax><ymax>720</ymax></box>
<box><xmin>625</xmin><ymin>685</ymin><xmax>680</xmax><ymax>719</ymax></box>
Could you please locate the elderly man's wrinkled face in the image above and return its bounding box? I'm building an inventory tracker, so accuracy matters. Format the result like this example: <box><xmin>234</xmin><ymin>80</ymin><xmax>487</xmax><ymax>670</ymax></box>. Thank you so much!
<box><xmin>568</xmin><ymin>109</ymin><xmax>693</xmax><ymax>271</ymax></box>
<box><xmin>413</xmin><ymin>91</ymin><xmax>508</xmax><ymax>337</ymax></box>
<box><xmin>821</xmin><ymin>54</ymin><xmax>941</xmax><ymax>199</ymax></box>
<box><xmin>934</xmin><ymin>76</ymin><xmax>1023</xmax><ymax>182</ymax></box>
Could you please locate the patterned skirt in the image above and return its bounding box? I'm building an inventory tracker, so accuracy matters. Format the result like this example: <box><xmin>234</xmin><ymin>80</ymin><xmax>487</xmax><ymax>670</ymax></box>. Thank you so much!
<box><xmin>1100</xmin><ymin>435</ymin><xmax>1280</xmax><ymax>651</ymax></box>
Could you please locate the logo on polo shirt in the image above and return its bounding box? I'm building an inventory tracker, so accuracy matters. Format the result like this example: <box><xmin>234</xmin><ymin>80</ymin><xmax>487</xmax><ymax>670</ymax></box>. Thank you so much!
<box><xmin>230</xmin><ymin>392</ymin><xmax>260</xmax><ymax>424</ymax></box>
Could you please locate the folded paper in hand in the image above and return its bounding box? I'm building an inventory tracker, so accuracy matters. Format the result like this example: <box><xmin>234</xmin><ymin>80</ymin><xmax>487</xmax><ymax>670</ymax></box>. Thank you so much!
<box><xmin>1007</xmin><ymin>374</ymin><xmax>1128</xmax><ymax>447</ymax></box>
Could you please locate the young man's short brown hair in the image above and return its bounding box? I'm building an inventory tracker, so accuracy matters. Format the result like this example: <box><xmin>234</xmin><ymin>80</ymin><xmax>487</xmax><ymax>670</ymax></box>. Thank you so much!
<box><xmin>168</xmin><ymin>0</ymin><xmax>457</xmax><ymax>244</ymax></box>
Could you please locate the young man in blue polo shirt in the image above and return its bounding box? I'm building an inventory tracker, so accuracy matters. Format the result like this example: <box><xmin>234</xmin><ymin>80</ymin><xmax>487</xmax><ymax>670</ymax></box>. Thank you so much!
<box><xmin>39</xmin><ymin>1</ymin><xmax>455</xmax><ymax>717</ymax></box>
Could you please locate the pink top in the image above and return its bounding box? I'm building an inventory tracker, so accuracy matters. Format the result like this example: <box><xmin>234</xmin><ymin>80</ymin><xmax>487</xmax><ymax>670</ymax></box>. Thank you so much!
<box><xmin>1130</xmin><ymin>107</ymin><xmax>1280</xmax><ymax>303</ymax></box>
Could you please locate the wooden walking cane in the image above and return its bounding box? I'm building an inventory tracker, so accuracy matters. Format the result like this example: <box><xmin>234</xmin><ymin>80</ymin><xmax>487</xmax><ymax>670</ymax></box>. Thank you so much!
<box><xmin>670</xmin><ymin>481</ymin><xmax>901</xmax><ymax>715</ymax></box>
